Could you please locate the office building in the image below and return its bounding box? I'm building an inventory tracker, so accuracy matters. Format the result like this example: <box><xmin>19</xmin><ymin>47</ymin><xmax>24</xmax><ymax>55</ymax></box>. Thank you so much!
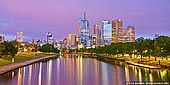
<box><xmin>112</xmin><ymin>19</ymin><xmax>123</xmax><ymax>43</ymax></box>
<box><xmin>93</xmin><ymin>24</ymin><xmax>101</xmax><ymax>47</ymax></box>
<box><xmin>79</xmin><ymin>13</ymin><xmax>91</xmax><ymax>48</ymax></box>
<box><xmin>102</xmin><ymin>20</ymin><xmax>112</xmax><ymax>45</ymax></box>
<box><xmin>47</xmin><ymin>32</ymin><xmax>54</xmax><ymax>44</ymax></box>
<box><xmin>123</xmin><ymin>25</ymin><xmax>135</xmax><ymax>42</ymax></box>
<box><xmin>67</xmin><ymin>34</ymin><xmax>76</xmax><ymax>47</ymax></box>
<box><xmin>16</xmin><ymin>32</ymin><xmax>23</xmax><ymax>42</ymax></box>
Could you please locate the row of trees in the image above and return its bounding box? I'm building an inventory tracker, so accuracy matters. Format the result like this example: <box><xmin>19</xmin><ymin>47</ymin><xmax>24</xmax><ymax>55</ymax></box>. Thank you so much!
<box><xmin>75</xmin><ymin>35</ymin><xmax>170</xmax><ymax>60</ymax></box>
<box><xmin>0</xmin><ymin>41</ymin><xmax>59</xmax><ymax>58</ymax></box>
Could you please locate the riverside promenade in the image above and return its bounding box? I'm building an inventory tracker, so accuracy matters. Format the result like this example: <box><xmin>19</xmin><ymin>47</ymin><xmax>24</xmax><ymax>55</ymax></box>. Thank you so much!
<box><xmin>126</xmin><ymin>61</ymin><xmax>161</xmax><ymax>69</ymax></box>
<box><xmin>0</xmin><ymin>56</ymin><xmax>56</xmax><ymax>74</ymax></box>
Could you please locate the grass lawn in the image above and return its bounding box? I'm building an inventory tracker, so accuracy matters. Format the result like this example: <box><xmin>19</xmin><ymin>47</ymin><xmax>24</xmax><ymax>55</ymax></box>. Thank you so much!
<box><xmin>0</xmin><ymin>58</ymin><xmax>12</xmax><ymax>66</ymax></box>
<box><xmin>37</xmin><ymin>52</ymin><xmax>58</xmax><ymax>57</ymax></box>
<box><xmin>0</xmin><ymin>52</ymin><xmax>58</xmax><ymax>66</ymax></box>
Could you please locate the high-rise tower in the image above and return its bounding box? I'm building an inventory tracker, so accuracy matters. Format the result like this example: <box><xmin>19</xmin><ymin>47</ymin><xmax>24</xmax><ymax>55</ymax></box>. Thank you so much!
<box><xmin>93</xmin><ymin>24</ymin><xmax>101</xmax><ymax>47</ymax></box>
<box><xmin>112</xmin><ymin>19</ymin><xmax>123</xmax><ymax>43</ymax></box>
<box><xmin>79</xmin><ymin>13</ymin><xmax>91</xmax><ymax>48</ymax></box>
<box><xmin>102</xmin><ymin>20</ymin><xmax>112</xmax><ymax>45</ymax></box>
<box><xmin>47</xmin><ymin>32</ymin><xmax>53</xmax><ymax>44</ymax></box>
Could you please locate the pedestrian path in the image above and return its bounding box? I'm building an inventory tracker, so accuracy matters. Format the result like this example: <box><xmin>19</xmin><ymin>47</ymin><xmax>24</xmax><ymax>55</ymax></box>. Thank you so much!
<box><xmin>126</xmin><ymin>61</ymin><xmax>161</xmax><ymax>69</ymax></box>
<box><xmin>0</xmin><ymin>56</ymin><xmax>56</xmax><ymax>74</ymax></box>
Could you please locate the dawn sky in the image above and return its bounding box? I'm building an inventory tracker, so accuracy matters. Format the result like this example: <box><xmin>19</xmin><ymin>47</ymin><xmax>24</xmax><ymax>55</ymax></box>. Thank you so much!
<box><xmin>0</xmin><ymin>0</ymin><xmax>170</xmax><ymax>42</ymax></box>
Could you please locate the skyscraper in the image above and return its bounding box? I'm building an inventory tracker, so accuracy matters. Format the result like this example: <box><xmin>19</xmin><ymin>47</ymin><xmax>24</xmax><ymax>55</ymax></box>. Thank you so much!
<box><xmin>16</xmin><ymin>32</ymin><xmax>23</xmax><ymax>42</ymax></box>
<box><xmin>123</xmin><ymin>25</ymin><xmax>136</xmax><ymax>42</ymax></box>
<box><xmin>67</xmin><ymin>34</ymin><xmax>76</xmax><ymax>47</ymax></box>
<box><xmin>93</xmin><ymin>24</ymin><xmax>101</xmax><ymax>47</ymax></box>
<box><xmin>79</xmin><ymin>13</ymin><xmax>91</xmax><ymax>48</ymax></box>
<box><xmin>47</xmin><ymin>32</ymin><xmax>53</xmax><ymax>44</ymax></box>
<box><xmin>102</xmin><ymin>20</ymin><xmax>112</xmax><ymax>45</ymax></box>
<box><xmin>112</xmin><ymin>19</ymin><xmax>123</xmax><ymax>43</ymax></box>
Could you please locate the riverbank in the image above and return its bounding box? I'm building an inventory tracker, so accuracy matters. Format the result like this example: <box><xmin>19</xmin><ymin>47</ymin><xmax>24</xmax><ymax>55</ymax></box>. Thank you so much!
<box><xmin>95</xmin><ymin>54</ymin><xmax>170</xmax><ymax>69</ymax></box>
<box><xmin>0</xmin><ymin>55</ymin><xmax>58</xmax><ymax>74</ymax></box>
<box><xmin>75</xmin><ymin>52</ymin><xmax>170</xmax><ymax>69</ymax></box>
<box><xmin>0</xmin><ymin>52</ymin><xmax>58</xmax><ymax>66</ymax></box>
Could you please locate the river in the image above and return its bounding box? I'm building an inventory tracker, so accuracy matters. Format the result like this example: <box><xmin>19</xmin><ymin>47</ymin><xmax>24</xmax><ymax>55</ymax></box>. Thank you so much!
<box><xmin>0</xmin><ymin>55</ymin><xmax>170</xmax><ymax>85</ymax></box>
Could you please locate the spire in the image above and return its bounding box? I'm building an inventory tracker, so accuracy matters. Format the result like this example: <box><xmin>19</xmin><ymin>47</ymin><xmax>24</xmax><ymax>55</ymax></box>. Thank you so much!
<box><xmin>32</xmin><ymin>38</ymin><xmax>35</xmax><ymax>45</ymax></box>
<box><xmin>84</xmin><ymin>12</ymin><xmax>86</xmax><ymax>19</ymax></box>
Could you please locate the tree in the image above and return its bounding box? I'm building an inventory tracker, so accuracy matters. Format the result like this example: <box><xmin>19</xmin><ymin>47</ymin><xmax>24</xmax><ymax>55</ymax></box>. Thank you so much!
<box><xmin>1</xmin><ymin>41</ymin><xmax>18</xmax><ymax>57</ymax></box>
<box><xmin>40</xmin><ymin>44</ymin><xmax>59</xmax><ymax>53</ymax></box>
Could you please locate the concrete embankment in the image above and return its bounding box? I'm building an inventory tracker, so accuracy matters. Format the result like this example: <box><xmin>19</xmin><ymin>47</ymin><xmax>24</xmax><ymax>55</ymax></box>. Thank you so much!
<box><xmin>126</xmin><ymin>61</ymin><xmax>161</xmax><ymax>69</ymax></box>
<box><xmin>0</xmin><ymin>56</ymin><xmax>57</xmax><ymax>75</ymax></box>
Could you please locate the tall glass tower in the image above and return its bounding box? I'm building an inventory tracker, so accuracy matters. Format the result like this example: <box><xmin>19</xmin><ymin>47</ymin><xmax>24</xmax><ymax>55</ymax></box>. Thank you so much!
<box><xmin>79</xmin><ymin>13</ymin><xmax>91</xmax><ymax>48</ymax></box>
<box><xmin>102</xmin><ymin>20</ymin><xmax>112</xmax><ymax>45</ymax></box>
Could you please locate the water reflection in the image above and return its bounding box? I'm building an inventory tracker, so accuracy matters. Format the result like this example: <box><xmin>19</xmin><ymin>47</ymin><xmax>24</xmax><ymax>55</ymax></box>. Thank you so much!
<box><xmin>17</xmin><ymin>68</ymin><xmax>22</xmax><ymax>85</ymax></box>
<box><xmin>38</xmin><ymin>62</ymin><xmax>42</xmax><ymax>85</ymax></box>
<box><xmin>0</xmin><ymin>56</ymin><xmax>170</xmax><ymax>85</ymax></box>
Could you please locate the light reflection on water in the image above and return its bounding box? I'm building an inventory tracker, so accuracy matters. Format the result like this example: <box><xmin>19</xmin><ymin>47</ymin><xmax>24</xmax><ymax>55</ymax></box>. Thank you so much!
<box><xmin>0</xmin><ymin>56</ymin><xmax>170</xmax><ymax>85</ymax></box>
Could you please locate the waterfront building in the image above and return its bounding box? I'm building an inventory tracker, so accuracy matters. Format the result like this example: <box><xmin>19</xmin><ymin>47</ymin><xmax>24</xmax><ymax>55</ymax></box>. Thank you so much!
<box><xmin>16</xmin><ymin>32</ymin><xmax>23</xmax><ymax>42</ymax></box>
<box><xmin>102</xmin><ymin>20</ymin><xmax>112</xmax><ymax>45</ymax></box>
<box><xmin>123</xmin><ymin>25</ymin><xmax>136</xmax><ymax>42</ymax></box>
<box><xmin>0</xmin><ymin>35</ymin><xmax>5</xmax><ymax>43</ymax></box>
<box><xmin>112</xmin><ymin>19</ymin><xmax>123</xmax><ymax>43</ymax></box>
<box><xmin>67</xmin><ymin>34</ymin><xmax>76</xmax><ymax>47</ymax></box>
<box><xmin>79</xmin><ymin>13</ymin><xmax>91</xmax><ymax>48</ymax></box>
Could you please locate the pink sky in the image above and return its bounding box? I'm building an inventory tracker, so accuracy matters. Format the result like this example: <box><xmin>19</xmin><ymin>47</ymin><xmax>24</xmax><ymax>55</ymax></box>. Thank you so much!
<box><xmin>0</xmin><ymin>0</ymin><xmax>170</xmax><ymax>42</ymax></box>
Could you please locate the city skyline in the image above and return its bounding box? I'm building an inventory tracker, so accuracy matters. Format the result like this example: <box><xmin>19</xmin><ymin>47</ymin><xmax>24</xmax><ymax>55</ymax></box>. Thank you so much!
<box><xmin>0</xmin><ymin>0</ymin><xmax>170</xmax><ymax>41</ymax></box>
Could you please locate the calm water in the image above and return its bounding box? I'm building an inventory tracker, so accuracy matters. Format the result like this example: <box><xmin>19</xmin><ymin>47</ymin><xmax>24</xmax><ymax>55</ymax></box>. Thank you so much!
<box><xmin>0</xmin><ymin>55</ymin><xmax>170</xmax><ymax>85</ymax></box>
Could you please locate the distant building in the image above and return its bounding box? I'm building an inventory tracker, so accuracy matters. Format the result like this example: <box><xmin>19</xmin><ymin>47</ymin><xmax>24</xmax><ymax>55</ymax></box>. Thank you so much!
<box><xmin>47</xmin><ymin>32</ymin><xmax>54</xmax><ymax>44</ymax></box>
<box><xmin>0</xmin><ymin>35</ymin><xmax>5</xmax><ymax>43</ymax></box>
<box><xmin>79</xmin><ymin>13</ymin><xmax>91</xmax><ymax>48</ymax></box>
<box><xmin>93</xmin><ymin>24</ymin><xmax>101</xmax><ymax>47</ymax></box>
<box><xmin>112</xmin><ymin>19</ymin><xmax>123</xmax><ymax>43</ymax></box>
<box><xmin>102</xmin><ymin>20</ymin><xmax>112</xmax><ymax>45</ymax></box>
<box><xmin>92</xmin><ymin>34</ymin><xmax>97</xmax><ymax>48</ymax></box>
<box><xmin>37</xmin><ymin>40</ymin><xmax>46</xmax><ymax>46</ymax></box>
<box><xmin>67</xmin><ymin>34</ymin><xmax>76</xmax><ymax>47</ymax></box>
<box><xmin>123</xmin><ymin>25</ymin><xmax>136</xmax><ymax>42</ymax></box>
<box><xmin>62</xmin><ymin>38</ymin><xmax>67</xmax><ymax>48</ymax></box>
<box><xmin>16</xmin><ymin>32</ymin><xmax>23</xmax><ymax>42</ymax></box>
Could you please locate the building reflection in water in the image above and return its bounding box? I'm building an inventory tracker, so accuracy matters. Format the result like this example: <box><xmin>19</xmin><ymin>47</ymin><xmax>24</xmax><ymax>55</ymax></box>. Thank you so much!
<box><xmin>22</xmin><ymin>67</ymin><xmax>26</xmax><ymax>85</ymax></box>
<box><xmin>28</xmin><ymin>65</ymin><xmax>32</xmax><ymax>85</ymax></box>
<box><xmin>17</xmin><ymin>68</ymin><xmax>22</xmax><ymax>85</ymax></box>
<box><xmin>149</xmin><ymin>71</ymin><xmax>153</xmax><ymax>84</ymax></box>
<box><xmin>101</xmin><ymin>62</ymin><xmax>108</xmax><ymax>85</ymax></box>
<box><xmin>47</xmin><ymin>60</ymin><xmax>52</xmax><ymax>85</ymax></box>
<box><xmin>125</xmin><ymin>66</ymin><xmax>130</xmax><ymax>82</ymax></box>
<box><xmin>38</xmin><ymin>62</ymin><xmax>42</xmax><ymax>85</ymax></box>
<box><xmin>94</xmin><ymin>59</ymin><xmax>99</xmax><ymax>85</ymax></box>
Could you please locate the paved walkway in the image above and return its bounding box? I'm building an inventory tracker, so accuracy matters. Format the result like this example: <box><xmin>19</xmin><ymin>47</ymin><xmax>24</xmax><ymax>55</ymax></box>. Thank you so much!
<box><xmin>0</xmin><ymin>56</ymin><xmax>56</xmax><ymax>74</ymax></box>
<box><xmin>126</xmin><ymin>61</ymin><xmax>161</xmax><ymax>69</ymax></box>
